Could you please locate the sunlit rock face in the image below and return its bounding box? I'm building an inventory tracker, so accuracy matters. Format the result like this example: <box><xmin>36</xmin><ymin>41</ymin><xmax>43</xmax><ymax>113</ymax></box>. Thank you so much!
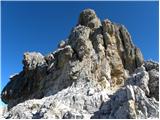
<box><xmin>1</xmin><ymin>9</ymin><xmax>158</xmax><ymax>119</ymax></box>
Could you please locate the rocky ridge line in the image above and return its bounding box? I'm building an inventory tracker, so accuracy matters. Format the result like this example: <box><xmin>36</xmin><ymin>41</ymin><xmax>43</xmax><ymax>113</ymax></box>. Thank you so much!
<box><xmin>1</xmin><ymin>9</ymin><xmax>159</xmax><ymax>119</ymax></box>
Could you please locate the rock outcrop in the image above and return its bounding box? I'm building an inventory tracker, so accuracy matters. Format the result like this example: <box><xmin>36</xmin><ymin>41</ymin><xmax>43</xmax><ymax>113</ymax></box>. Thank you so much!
<box><xmin>1</xmin><ymin>9</ymin><xmax>159</xmax><ymax>119</ymax></box>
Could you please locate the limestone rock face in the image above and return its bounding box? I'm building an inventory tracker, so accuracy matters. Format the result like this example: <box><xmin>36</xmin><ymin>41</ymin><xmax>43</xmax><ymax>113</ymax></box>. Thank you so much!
<box><xmin>23</xmin><ymin>52</ymin><xmax>47</xmax><ymax>71</ymax></box>
<box><xmin>68</xmin><ymin>25</ymin><xmax>92</xmax><ymax>60</ymax></box>
<box><xmin>1</xmin><ymin>53</ymin><xmax>48</xmax><ymax>106</ymax></box>
<box><xmin>78</xmin><ymin>9</ymin><xmax>101</xmax><ymax>29</ymax></box>
<box><xmin>1</xmin><ymin>9</ymin><xmax>159</xmax><ymax>119</ymax></box>
<box><xmin>145</xmin><ymin>61</ymin><xmax>159</xmax><ymax>101</ymax></box>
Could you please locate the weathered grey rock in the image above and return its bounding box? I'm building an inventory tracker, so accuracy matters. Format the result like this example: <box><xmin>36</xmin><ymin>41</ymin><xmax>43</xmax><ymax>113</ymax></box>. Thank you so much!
<box><xmin>78</xmin><ymin>9</ymin><xmax>101</xmax><ymax>29</ymax></box>
<box><xmin>148</xmin><ymin>69</ymin><xmax>159</xmax><ymax>100</ymax></box>
<box><xmin>144</xmin><ymin>60</ymin><xmax>159</xmax><ymax>71</ymax></box>
<box><xmin>103</xmin><ymin>29</ymin><xmax>125</xmax><ymax>86</ymax></box>
<box><xmin>68</xmin><ymin>25</ymin><xmax>92</xmax><ymax>60</ymax></box>
<box><xmin>63</xmin><ymin>111</ymin><xmax>79</xmax><ymax>119</ymax></box>
<box><xmin>92</xmin><ymin>83</ymin><xmax>159</xmax><ymax>119</ymax></box>
<box><xmin>102</xmin><ymin>19</ymin><xmax>116</xmax><ymax>35</ymax></box>
<box><xmin>1</xmin><ymin>52</ymin><xmax>48</xmax><ymax>106</ymax></box>
<box><xmin>133</xmin><ymin>86</ymin><xmax>159</xmax><ymax>118</ymax></box>
<box><xmin>126</xmin><ymin>66</ymin><xmax>150</xmax><ymax>96</ymax></box>
<box><xmin>143</xmin><ymin>60</ymin><xmax>159</xmax><ymax>101</ymax></box>
<box><xmin>56</xmin><ymin>45</ymin><xmax>74</xmax><ymax>68</ymax></box>
<box><xmin>23</xmin><ymin>52</ymin><xmax>47</xmax><ymax>71</ymax></box>
<box><xmin>1</xmin><ymin>8</ymin><xmax>158</xmax><ymax>119</ymax></box>
<box><xmin>135</xmin><ymin>47</ymin><xmax>144</xmax><ymax>67</ymax></box>
<box><xmin>87</xmin><ymin>88</ymin><xmax>95</xmax><ymax>96</ymax></box>
<box><xmin>126</xmin><ymin>85</ymin><xmax>135</xmax><ymax>101</ymax></box>
<box><xmin>58</xmin><ymin>40</ymin><xmax>66</xmax><ymax>48</ymax></box>
<box><xmin>2</xmin><ymin>81</ymin><xmax>110</xmax><ymax>119</ymax></box>
<box><xmin>116</xmin><ymin>25</ymin><xmax>144</xmax><ymax>73</ymax></box>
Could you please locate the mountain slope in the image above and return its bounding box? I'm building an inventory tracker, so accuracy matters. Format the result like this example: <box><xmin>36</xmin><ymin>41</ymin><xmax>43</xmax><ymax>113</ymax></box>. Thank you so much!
<box><xmin>1</xmin><ymin>9</ymin><xmax>159</xmax><ymax>119</ymax></box>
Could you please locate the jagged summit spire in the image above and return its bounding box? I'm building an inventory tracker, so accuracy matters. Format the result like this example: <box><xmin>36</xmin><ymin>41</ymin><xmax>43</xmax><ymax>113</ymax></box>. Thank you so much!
<box><xmin>78</xmin><ymin>9</ymin><xmax>101</xmax><ymax>29</ymax></box>
<box><xmin>1</xmin><ymin>9</ymin><xmax>158</xmax><ymax>119</ymax></box>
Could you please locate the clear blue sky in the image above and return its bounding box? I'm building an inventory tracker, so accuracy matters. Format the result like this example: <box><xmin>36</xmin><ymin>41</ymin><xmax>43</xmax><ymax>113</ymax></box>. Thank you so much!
<box><xmin>1</xmin><ymin>1</ymin><xmax>159</xmax><ymax>107</ymax></box>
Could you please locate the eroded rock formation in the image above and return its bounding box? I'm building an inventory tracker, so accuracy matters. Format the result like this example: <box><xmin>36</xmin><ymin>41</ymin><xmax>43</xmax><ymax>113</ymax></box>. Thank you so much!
<box><xmin>1</xmin><ymin>9</ymin><xmax>159</xmax><ymax>119</ymax></box>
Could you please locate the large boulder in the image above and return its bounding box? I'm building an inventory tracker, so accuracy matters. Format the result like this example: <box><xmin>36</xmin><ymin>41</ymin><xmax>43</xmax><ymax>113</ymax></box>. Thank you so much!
<box><xmin>23</xmin><ymin>52</ymin><xmax>46</xmax><ymax>71</ymax></box>
<box><xmin>78</xmin><ymin>9</ymin><xmax>101</xmax><ymax>29</ymax></box>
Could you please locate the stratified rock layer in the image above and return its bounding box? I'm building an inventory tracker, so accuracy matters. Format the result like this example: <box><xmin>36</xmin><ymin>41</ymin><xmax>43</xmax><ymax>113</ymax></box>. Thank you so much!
<box><xmin>1</xmin><ymin>9</ymin><xmax>158</xmax><ymax>119</ymax></box>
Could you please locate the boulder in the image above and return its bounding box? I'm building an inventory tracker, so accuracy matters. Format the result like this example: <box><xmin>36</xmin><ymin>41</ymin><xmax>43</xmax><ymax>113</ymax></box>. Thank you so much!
<box><xmin>78</xmin><ymin>9</ymin><xmax>101</xmax><ymax>29</ymax></box>
<box><xmin>23</xmin><ymin>52</ymin><xmax>46</xmax><ymax>71</ymax></box>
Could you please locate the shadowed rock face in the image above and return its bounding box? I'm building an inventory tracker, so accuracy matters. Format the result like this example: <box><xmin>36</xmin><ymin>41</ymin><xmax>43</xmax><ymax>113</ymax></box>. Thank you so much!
<box><xmin>1</xmin><ymin>9</ymin><xmax>158</xmax><ymax>119</ymax></box>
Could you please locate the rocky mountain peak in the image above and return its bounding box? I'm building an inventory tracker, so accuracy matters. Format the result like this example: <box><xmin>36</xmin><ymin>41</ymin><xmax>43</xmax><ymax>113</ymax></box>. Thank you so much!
<box><xmin>78</xmin><ymin>9</ymin><xmax>101</xmax><ymax>29</ymax></box>
<box><xmin>1</xmin><ymin>9</ymin><xmax>158</xmax><ymax>119</ymax></box>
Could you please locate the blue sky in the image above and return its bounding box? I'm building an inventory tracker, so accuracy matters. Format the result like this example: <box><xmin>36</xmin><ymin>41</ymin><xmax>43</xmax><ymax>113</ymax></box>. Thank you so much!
<box><xmin>0</xmin><ymin>1</ymin><xmax>159</xmax><ymax>107</ymax></box>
